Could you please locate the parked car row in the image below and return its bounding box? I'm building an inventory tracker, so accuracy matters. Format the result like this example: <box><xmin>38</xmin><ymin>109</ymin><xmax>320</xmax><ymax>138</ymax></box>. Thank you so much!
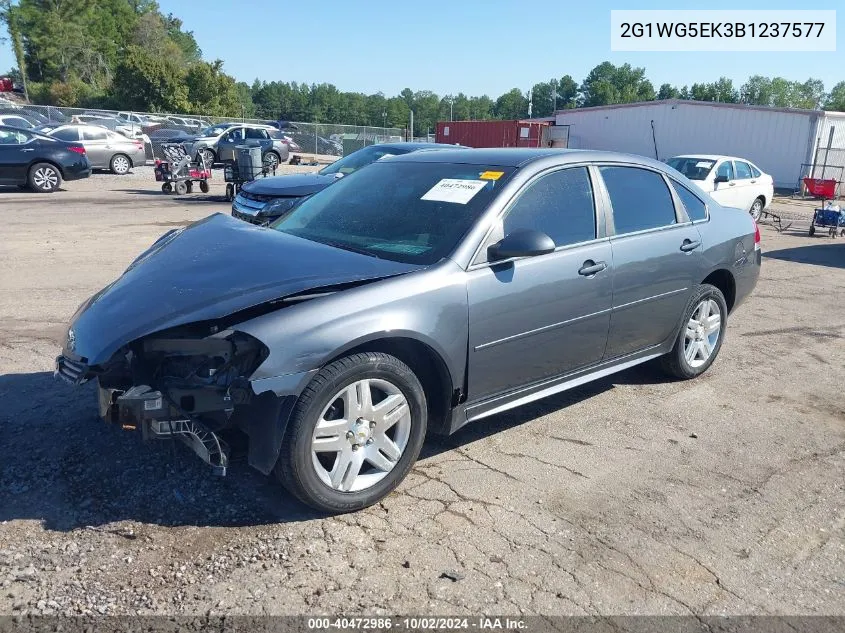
<box><xmin>0</xmin><ymin>125</ymin><xmax>91</xmax><ymax>192</ymax></box>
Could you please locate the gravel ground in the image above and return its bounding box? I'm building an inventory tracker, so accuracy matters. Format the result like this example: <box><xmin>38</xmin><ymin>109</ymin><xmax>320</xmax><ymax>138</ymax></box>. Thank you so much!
<box><xmin>0</xmin><ymin>170</ymin><xmax>843</xmax><ymax>617</ymax></box>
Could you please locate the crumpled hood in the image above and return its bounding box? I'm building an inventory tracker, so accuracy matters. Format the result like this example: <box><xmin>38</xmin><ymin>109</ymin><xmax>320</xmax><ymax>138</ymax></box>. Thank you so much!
<box><xmin>241</xmin><ymin>173</ymin><xmax>337</xmax><ymax>197</ymax></box>
<box><xmin>65</xmin><ymin>213</ymin><xmax>422</xmax><ymax>364</ymax></box>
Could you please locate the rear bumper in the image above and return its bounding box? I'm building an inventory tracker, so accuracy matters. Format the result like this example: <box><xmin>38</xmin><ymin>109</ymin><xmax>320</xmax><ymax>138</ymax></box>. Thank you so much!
<box><xmin>64</xmin><ymin>164</ymin><xmax>92</xmax><ymax>181</ymax></box>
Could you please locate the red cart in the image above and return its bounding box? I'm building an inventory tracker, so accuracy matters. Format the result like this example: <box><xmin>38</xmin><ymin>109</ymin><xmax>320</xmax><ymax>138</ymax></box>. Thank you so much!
<box><xmin>802</xmin><ymin>177</ymin><xmax>837</xmax><ymax>200</ymax></box>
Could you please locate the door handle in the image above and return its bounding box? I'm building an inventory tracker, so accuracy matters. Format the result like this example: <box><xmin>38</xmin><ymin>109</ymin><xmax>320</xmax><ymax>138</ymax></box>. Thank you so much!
<box><xmin>729</xmin><ymin>182</ymin><xmax>736</xmax><ymax>186</ymax></box>
<box><xmin>21</xmin><ymin>148</ymin><xmax>34</xmax><ymax>152</ymax></box>
<box><xmin>578</xmin><ymin>260</ymin><xmax>607</xmax><ymax>276</ymax></box>
<box><xmin>680</xmin><ymin>239</ymin><xmax>701</xmax><ymax>252</ymax></box>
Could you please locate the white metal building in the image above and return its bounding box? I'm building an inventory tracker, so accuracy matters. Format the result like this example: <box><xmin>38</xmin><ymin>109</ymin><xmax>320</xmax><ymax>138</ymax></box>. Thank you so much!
<box><xmin>554</xmin><ymin>100</ymin><xmax>845</xmax><ymax>193</ymax></box>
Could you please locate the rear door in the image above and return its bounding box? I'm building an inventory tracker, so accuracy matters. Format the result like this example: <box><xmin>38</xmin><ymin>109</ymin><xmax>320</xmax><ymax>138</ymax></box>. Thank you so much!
<box><xmin>81</xmin><ymin>127</ymin><xmax>109</xmax><ymax>167</ymax></box>
<box><xmin>0</xmin><ymin>128</ymin><xmax>31</xmax><ymax>184</ymax></box>
<box><xmin>599</xmin><ymin>165</ymin><xmax>703</xmax><ymax>359</ymax></box>
<box><xmin>466</xmin><ymin>165</ymin><xmax>613</xmax><ymax>402</ymax></box>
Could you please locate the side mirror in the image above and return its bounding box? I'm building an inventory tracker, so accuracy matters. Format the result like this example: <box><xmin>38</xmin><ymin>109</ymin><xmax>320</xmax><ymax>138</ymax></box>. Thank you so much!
<box><xmin>488</xmin><ymin>229</ymin><xmax>556</xmax><ymax>261</ymax></box>
<box><xmin>714</xmin><ymin>174</ymin><xmax>729</xmax><ymax>184</ymax></box>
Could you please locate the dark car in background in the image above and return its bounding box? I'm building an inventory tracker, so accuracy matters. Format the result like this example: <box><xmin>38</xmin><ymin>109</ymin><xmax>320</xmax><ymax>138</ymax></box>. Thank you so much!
<box><xmin>55</xmin><ymin>148</ymin><xmax>760</xmax><ymax>513</ymax></box>
<box><xmin>232</xmin><ymin>142</ymin><xmax>463</xmax><ymax>224</ymax></box>
<box><xmin>0</xmin><ymin>125</ymin><xmax>90</xmax><ymax>192</ymax></box>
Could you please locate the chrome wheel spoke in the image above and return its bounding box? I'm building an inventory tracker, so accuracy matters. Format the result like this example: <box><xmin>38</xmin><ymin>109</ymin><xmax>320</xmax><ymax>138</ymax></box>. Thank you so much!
<box><xmin>685</xmin><ymin>340</ymin><xmax>698</xmax><ymax>363</ymax></box>
<box><xmin>365</xmin><ymin>445</ymin><xmax>397</xmax><ymax>472</ymax></box>
<box><xmin>330</xmin><ymin>446</ymin><xmax>365</xmax><ymax>491</ymax></box>
<box><xmin>372</xmin><ymin>395</ymin><xmax>408</xmax><ymax>431</ymax></box>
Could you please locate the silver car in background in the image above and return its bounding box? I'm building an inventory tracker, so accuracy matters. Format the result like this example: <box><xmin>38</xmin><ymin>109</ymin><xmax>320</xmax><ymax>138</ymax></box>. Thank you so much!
<box><xmin>47</xmin><ymin>125</ymin><xmax>146</xmax><ymax>174</ymax></box>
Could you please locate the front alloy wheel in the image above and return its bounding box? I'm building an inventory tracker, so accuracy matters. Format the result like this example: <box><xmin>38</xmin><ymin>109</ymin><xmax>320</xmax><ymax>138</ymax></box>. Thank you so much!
<box><xmin>311</xmin><ymin>378</ymin><xmax>412</xmax><ymax>492</ymax></box>
<box><xmin>276</xmin><ymin>352</ymin><xmax>427</xmax><ymax>513</ymax></box>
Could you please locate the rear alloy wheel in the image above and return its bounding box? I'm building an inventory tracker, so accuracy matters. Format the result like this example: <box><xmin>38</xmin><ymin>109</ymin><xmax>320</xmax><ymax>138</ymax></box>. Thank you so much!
<box><xmin>660</xmin><ymin>284</ymin><xmax>727</xmax><ymax>379</ymax></box>
<box><xmin>749</xmin><ymin>197</ymin><xmax>764</xmax><ymax>221</ymax></box>
<box><xmin>263</xmin><ymin>151</ymin><xmax>280</xmax><ymax>171</ymax></box>
<box><xmin>28</xmin><ymin>163</ymin><xmax>61</xmax><ymax>193</ymax></box>
<box><xmin>276</xmin><ymin>352</ymin><xmax>427</xmax><ymax>513</ymax></box>
<box><xmin>201</xmin><ymin>149</ymin><xmax>216</xmax><ymax>166</ymax></box>
<box><xmin>110</xmin><ymin>153</ymin><xmax>131</xmax><ymax>175</ymax></box>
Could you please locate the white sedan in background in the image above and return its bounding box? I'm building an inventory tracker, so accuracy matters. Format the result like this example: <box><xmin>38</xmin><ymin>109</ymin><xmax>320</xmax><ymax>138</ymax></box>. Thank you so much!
<box><xmin>667</xmin><ymin>155</ymin><xmax>774</xmax><ymax>220</ymax></box>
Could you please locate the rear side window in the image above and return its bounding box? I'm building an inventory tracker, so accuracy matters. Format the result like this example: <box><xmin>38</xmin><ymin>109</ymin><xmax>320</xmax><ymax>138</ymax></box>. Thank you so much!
<box><xmin>245</xmin><ymin>127</ymin><xmax>268</xmax><ymax>140</ymax></box>
<box><xmin>672</xmin><ymin>181</ymin><xmax>708</xmax><ymax>222</ymax></box>
<box><xmin>52</xmin><ymin>128</ymin><xmax>79</xmax><ymax>141</ymax></box>
<box><xmin>735</xmin><ymin>161</ymin><xmax>753</xmax><ymax>179</ymax></box>
<box><xmin>600</xmin><ymin>166</ymin><xmax>677</xmax><ymax>234</ymax></box>
<box><xmin>504</xmin><ymin>167</ymin><xmax>596</xmax><ymax>247</ymax></box>
<box><xmin>750</xmin><ymin>164</ymin><xmax>761</xmax><ymax>178</ymax></box>
<box><xmin>83</xmin><ymin>128</ymin><xmax>107</xmax><ymax>141</ymax></box>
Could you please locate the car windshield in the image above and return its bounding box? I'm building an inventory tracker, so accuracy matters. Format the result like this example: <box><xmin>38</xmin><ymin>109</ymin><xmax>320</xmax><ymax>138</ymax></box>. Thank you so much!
<box><xmin>667</xmin><ymin>157</ymin><xmax>715</xmax><ymax>181</ymax></box>
<box><xmin>273</xmin><ymin>161</ymin><xmax>513</xmax><ymax>265</ymax></box>
<box><xmin>319</xmin><ymin>145</ymin><xmax>412</xmax><ymax>176</ymax></box>
<box><xmin>201</xmin><ymin>124</ymin><xmax>232</xmax><ymax>137</ymax></box>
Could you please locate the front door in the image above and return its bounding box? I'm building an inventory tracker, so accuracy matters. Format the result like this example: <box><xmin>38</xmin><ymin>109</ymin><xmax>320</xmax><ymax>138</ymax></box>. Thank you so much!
<box><xmin>597</xmin><ymin>165</ymin><xmax>703</xmax><ymax>359</ymax></box>
<box><xmin>217</xmin><ymin>127</ymin><xmax>244</xmax><ymax>162</ymax></box>
<box><xmin>731</xmin><ymin>160</ymin><xmax>757</xmax><ymax>211</ymax></box>
<box><xmin>466</xmin><ymin>166</ymin><xmax>612</xmax><ymax>402</ymax></box>
<box><xmin>709</xmin><ymin>159</ymin><xmax>742</xmax><ymax>208</ymax></box>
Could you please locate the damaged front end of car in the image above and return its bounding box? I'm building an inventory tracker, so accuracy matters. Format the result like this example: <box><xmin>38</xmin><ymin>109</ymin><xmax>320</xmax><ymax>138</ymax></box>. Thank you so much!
<box><xmin>57</xmin><ymin>324</ymin><xmax>269</xmax><ymax>476</ymax></box>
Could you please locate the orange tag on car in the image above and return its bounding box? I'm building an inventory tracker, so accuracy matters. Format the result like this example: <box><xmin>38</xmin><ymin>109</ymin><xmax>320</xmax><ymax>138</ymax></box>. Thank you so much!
<box><xmin>479</xmin><ymin>171</ymin><xmax>504</xmax><ymax>180</ymax></box>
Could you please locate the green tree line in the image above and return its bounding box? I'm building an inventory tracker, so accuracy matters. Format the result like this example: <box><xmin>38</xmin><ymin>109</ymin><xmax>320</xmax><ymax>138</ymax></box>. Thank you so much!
<box><xmin>2</xmin><ymin>1</ymin><xmax>845</xmax><ymax>134</ymax></box>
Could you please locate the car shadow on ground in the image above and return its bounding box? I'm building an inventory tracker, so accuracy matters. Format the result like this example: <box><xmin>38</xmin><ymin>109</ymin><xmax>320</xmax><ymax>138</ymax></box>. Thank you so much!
<box><xmin>764</xmin><ymin>242</ymin><xmax>845</xmax><ymax>270</ymax></box>
<box><xmin>116</xmin><ymin>189</ymin><xmax>230</xmax><ymax>204</ymax></box>
<box><xmin>0</xmin><ymin>364</ymin><xmax>665</xmax><ymax>531</ymax></box>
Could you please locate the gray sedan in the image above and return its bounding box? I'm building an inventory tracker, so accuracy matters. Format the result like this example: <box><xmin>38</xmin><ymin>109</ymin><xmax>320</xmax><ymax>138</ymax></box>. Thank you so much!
<box><xmin>55</xmin><ymin>149</ymin><xmax>760</xmax><ymax>513</ymax></box>
<box><xmin>48</xmin><ymin>125</ymin><xmax>146</xmax><ymax>174</ymax></box>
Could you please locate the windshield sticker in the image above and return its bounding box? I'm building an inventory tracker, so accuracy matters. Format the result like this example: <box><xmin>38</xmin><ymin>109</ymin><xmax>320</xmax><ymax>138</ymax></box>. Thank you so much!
<box><xmin>421</xmin><ymin>179</ymin><xmax>487</xmax><ymax>204</ymax></box>
<box><xmin>695</xmin><ymin>161</ymin><xmax>715</xmax><ymax>169</ymax></box>
<box><xmin>479</xmin><ymin>170</ymin><xmax>505</xmax><ymax>180</ymax></box>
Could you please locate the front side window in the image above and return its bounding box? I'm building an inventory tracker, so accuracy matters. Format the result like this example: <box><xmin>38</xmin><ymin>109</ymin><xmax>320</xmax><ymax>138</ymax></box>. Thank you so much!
<box><xmin>716</xmin><ymin>161</ymin><xmax>734</xmax><ymax>181</ymax></box>
<box><xmin>503</xmin><ymin>167</ymin><xmax>596</xmax><ymax>248</ymax></box>
<box><xmin>273</xmin><ymin>162</ymin><xmax>514</xmax><ymax>265</ymax></box>
<box><xmin>672</xmin><ymin>181</ymin><xmax>708</xmax><ymax>222</ymax></box>
<box><xmin>600</xmin><ymin>166</ymin><xmax>677</xmax><ymax>235</ymax></box>
<box><xmin>0</xmin><ymin>129</ymin><xmax>28</xmax><ymax>144</ymax></box>
<box><xmin>734</xmin><ymin>161</ymin><xmax>753</xmax><ymax>179</ymax></box>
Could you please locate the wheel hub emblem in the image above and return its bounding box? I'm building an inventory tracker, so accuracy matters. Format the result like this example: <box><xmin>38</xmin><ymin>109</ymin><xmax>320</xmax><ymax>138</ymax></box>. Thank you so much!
<box><xmin>67</xmin><ymin>328</ymin><xmax>76</xmax><ymax>352</ymax></box>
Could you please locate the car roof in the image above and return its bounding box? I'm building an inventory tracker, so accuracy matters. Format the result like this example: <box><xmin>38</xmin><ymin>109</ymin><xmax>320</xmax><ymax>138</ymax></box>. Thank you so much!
<box><xmin>388</xmin><ymin>147</ymin><xmax>672</xmax><ymax>169</ymax></box>
<box><xmin>372</xmin><ymin>142</ymin><xmax>466</xmax><ymax>151</ymax></box>
<box><xmin>671</xmin><ymin>154</ymin><xmax>751</xmax><ymax>162</ymax></box>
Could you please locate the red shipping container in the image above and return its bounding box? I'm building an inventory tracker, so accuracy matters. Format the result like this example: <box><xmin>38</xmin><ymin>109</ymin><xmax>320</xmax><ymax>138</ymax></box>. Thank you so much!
<box><xmin>435</xmin><ymin>120</ymin><xmax>550</xmax><ymax>148</ymax></box>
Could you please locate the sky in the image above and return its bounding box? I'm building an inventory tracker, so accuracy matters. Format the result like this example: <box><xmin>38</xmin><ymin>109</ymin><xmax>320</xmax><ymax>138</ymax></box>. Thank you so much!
<box><xmin>1</xmin><ymin>0</ymin><xmax>842</xmax><ymax>97</ymax></box>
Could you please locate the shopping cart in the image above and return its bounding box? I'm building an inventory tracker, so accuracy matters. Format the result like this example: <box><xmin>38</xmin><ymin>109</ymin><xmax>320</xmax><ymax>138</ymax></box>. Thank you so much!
<box><xmin>154</xmin><ymin>143</ymin><xmax>211</xmax><ymax>195</ymax></box>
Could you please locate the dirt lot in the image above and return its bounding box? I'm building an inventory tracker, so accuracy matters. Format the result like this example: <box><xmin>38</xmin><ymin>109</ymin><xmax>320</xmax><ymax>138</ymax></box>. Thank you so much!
<box><xmin>0</xmin><ymin>168</ymin><xmax>843</xmax><ymax>617</ymax></box>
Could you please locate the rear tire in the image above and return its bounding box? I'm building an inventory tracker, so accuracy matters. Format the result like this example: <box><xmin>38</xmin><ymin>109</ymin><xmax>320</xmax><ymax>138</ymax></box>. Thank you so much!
<box><xmin>275</xmin><ymin>352</ymin><xmax>427</xmax><ymax>514</ymax></box>
<box><xmin>174</xmin><ymin>180</ymin><xmax>188</xmax><ymax>195</ymax></box>
<box><xmin>110</xmin><ymin>153</ymin><xmax>131</xmax><ymax>175</ymax></box>
<box><xmin>263</xmin><ymin>151</ymin><xmax>281</xmax><ymax>171</ymax></box>
<box><xmin>28</xmin><ymin>163</ymin><xmax>61</xmax><ymax>193</ymax></box>
<box><xmin>749</xmin><ymin>197</ymin><xmax>764</xmax><ymax>221</ymax></box>
<box><xmin>660</xmin><ymin>284</ymin><xmax>728</xmax><ymax>380</ymax></box>
<box><xmin>199</xmin><ymin>180</ymin><xmax>209</xmax><ymax>193</ymax></box>
<box><xmin>201</xmin><ymin>149</ymin><xmax>216</xmax><ymax>166</ymax></box>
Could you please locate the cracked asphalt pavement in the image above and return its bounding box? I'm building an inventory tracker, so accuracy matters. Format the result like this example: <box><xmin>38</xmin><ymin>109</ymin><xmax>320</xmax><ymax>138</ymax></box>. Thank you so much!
<box><xmin>0</xmin><ymin>171</ymin><xmax>843</xmax><ymax>616</ymax></box>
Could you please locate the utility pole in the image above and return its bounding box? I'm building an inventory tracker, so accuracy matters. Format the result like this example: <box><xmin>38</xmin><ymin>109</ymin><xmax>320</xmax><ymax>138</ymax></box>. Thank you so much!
<box><xmin>527</xmin><ymin>87</ymin><xmax>533</xmax><ymax>118</ymax></box>
<box><xmin>551</xmin><ymin>78</ymin><xmax>557</xmax><ymax>113</ymax></box>
<box><xmin>409</xmin><ymin>109</ymin><xmax>414</xmax><ymax>141</ymax></box>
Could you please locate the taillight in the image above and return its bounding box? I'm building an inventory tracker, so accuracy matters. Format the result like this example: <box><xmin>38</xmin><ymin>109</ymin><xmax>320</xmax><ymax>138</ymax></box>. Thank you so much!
<box><xmin>68</xmin><ymin>145</ymin><xmax>86</xmax><ymax>155</ymax></box>
<box><xmin>134</xmin><ymin>140</ymin><xmax>144</xmax><ymax>148</ymax></box>
<box><xmin>753</xmin><ymin>220</ymin><xmax>761</xmax><ymax>249</ymax></box>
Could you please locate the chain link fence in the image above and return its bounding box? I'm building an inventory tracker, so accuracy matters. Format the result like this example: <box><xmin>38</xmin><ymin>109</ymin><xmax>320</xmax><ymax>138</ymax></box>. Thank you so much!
<box><xmin>2</xmin><ymin>103</ymin><xmax>405</xmax><ymax>164</ymax></box>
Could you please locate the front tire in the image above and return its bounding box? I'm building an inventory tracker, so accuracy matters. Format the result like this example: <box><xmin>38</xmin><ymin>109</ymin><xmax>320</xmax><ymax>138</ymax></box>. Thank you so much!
<box><xmin>660</xmin><ymin>284</ymin><xmax>727</xmax><ymax>380</ymax></box>
<box><xmin>275</xmin><ymin>352</ymin><xmax>427</xmax><ymax>513</ymax></box>
<box><xmin>110</xmin><ymin>153</ymin><xmax>131</xmax><ymax>175</ymax></box>
<box><xmin>28</xmin><ymin>163</ymin><xmax>62</xmax><ymax>192</ymax></box>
